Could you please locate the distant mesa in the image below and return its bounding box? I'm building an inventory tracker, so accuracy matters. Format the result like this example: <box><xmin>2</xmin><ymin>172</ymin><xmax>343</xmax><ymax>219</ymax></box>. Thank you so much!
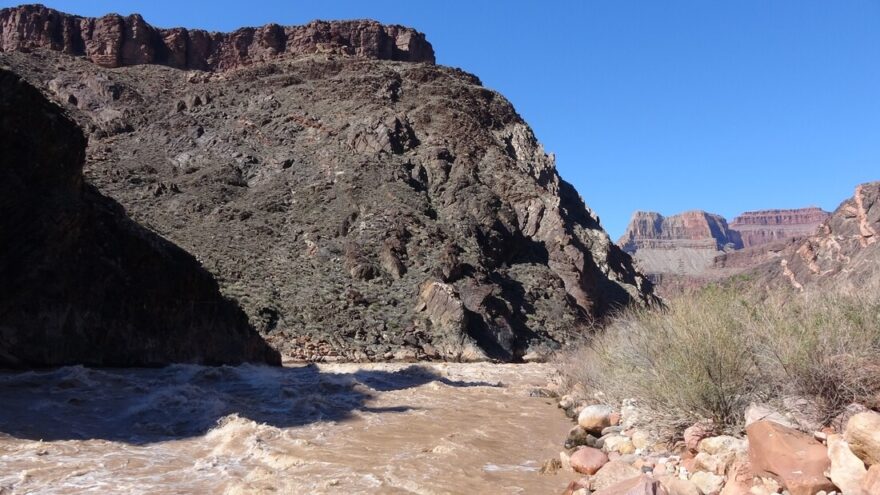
<box><xmin>618</xmin><ymin>207</ymin><xmax>830</xmax><ymax>294</ymax></box>
<box><xmin>729</xmin><ymin>207</ymin><xmax>831</xmax><ymax>248</ymax></box>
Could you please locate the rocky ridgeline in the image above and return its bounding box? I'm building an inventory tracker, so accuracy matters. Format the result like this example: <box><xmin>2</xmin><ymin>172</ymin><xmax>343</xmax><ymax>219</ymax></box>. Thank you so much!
<box><xmin>550</xmin><ymin>398</ymin><xmax>880</xmax><ymax>495</ymax></box>
<box><xmin>730</xmin><ymin>208</ymin><xmax>830</xmax><ymax>249</ymax></box>
<box><xmin>0</xmin><ymin>68</ymin><xmax>278</xmax><ymax>366</ymax></box>
<box><xmin>768</xmin><ymin>182</ymin><xmax>880</xmax><ymax>292</ymax></box>
<box><xmin>0</xmin><ymin>4</ymin><xmax>434</xmax><ymax>70</ymax></box>
<box><xmin>0</xmin><ymin>5</ymin><xmax>655</xmax><ymax>363</ymax></box>
<box><xmin>618</xmin><ymin>208</ymin><xmax>829</xmax><ymax>294</ymax></box>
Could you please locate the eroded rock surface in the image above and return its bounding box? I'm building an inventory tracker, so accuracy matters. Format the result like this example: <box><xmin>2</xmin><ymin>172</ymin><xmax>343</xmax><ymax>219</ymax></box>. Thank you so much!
<box><xmin>0</xmin><ymin>6</ymin><xmax>655</xmax><ymax>362</ymax></box>
<box><xmin>0</xmin><ymin>4</ymin><xmax>434</xmax><ymax>70</ymax></box>
<box><xmin>619</xmin><ymin>207</ymin><xmax>830</xmax><ymax>295</ymax></box>
<box><xmin>0</xmin><ymin>68</ymin><xmax>279</xmax><ymax>367</ymax></box>
<box><xmin>729</xmin><ymin>207</ymin><xmax>828</xmax><ymax>248</ymax></box>
<box><xmin>767</xmin><ymin>182</ymin><xmax>880</xmax><ymax>292</ymax></box>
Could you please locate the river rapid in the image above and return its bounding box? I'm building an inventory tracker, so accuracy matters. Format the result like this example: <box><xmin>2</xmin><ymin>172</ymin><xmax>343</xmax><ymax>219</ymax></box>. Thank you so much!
<box><xmin>0</xmin><ymin>363</ymin><xmax>576</xmax><ymax>494</ymax></box>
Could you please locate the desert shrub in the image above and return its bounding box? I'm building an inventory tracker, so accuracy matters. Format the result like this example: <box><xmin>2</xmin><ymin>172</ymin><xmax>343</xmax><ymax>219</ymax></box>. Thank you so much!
<box><xmin>559</xmin><ymin>286</ymin><xmax>880</xmax><ymax>438</ymax></box>
<box><xmin>755</xmin><ymin>293</ymin><xmax>880</xmax><ymax>422</ymax></box>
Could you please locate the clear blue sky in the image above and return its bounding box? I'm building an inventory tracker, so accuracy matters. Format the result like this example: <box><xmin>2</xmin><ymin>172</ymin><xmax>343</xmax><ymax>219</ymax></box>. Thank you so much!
<box><xmin>6</xmin><ymin>1</ymin><xmax>879</xmax><ymax>239</ymax></box>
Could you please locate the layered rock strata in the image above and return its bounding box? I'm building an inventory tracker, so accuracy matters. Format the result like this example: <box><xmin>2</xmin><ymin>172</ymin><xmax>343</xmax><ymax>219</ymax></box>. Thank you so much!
<box><xmin>730</xmin><ymin>207</ymin><xmax>829</xmax><ymax>248</ymax></box>
<box><xmin>618</xmin><ymin>210</ymin><xmax>741</xmax><ymax>276</ymax></box>
<box><xmin>0</xmin><ymin>4</ymin><xmax>434</xmax><ymax>70</ymax></box>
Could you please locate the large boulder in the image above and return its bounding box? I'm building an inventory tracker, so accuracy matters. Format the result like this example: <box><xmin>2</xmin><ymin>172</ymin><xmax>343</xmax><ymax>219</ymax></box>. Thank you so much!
<box><xmin>0</xmin><ymin>68</ymin><xmax>279</xmax><ymax>367</ymax></box>
<box><xmin>826</xmin><ymin>434</ymin><xmax>867</xmax><ymax>495</ymax></box>
<box><xmin>579</xmin><ymin>404</ymin><xmax>616</xmax><ymax>433</ymax></box>
<box><xmin>746</xmin><ymin>420</ymin><xmax>835</xmax><ymax>495</ymax></box>
<box><xmin>845</xmin><ymin>411</ymin><xmax>880</xmax><ymax>467</ymax></box>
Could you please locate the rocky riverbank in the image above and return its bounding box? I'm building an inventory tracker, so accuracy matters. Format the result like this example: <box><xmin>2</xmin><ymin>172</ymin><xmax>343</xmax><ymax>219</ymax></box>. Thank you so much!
<box><xmin>551</xmin><ymin>396</ymin><xmax>880</xmax><ymax>495</ymax></box>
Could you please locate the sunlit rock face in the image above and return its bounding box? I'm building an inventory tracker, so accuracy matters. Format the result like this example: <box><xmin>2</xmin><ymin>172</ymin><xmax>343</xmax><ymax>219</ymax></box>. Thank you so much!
<box><xmin>0</xmin><ymin>5</ymin><xmax>656</xmax><ymax>362</ymax></box>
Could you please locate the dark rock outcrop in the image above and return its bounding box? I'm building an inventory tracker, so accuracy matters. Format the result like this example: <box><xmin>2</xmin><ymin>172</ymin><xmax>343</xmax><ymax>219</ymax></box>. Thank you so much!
<box><xmin>0</xmin><ymin>4</ymin><xmax>434</xmax><ymax>70</ymax></box>
<box><xmin>1</xmin><ymin>6</ymin><xmax>655</xmax><ymax>362</ymax></box>
<box><xmin>0</xmin><ymin>68</ymin><xmax>280</xmax><ymax>367</ymax></box>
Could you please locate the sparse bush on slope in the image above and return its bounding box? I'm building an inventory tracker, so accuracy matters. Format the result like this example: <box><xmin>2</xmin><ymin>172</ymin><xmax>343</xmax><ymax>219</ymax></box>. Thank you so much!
<box><xmin>559</xmin><ymin>285</ymin><xmax>880</xmax><ymax>438</ymax></box>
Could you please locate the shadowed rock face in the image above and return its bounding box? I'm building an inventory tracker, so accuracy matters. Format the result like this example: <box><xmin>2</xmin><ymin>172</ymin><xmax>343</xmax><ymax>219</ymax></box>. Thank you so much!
<box><xmin>0</xmin><ymin>4</ymin><xmax>434</xmax><ymax>70</ymax></box>
<box><xmin>0</xmin><ymin>68</ymin><xmax>280</xmax><ymax>367</ymax></box>
<box><xmin>0</xmin><ymin>6</ymin><xmax>655</xmax><ymax>362</ymax></box>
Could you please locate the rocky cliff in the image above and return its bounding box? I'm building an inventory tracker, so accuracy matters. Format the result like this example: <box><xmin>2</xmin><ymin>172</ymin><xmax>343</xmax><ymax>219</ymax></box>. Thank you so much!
<box><xmin>619</xmin><ymin>207</ymin><xmax>832</xmax><ymax>294</ymax></box>
<box><xmin>0</xmin><ymin>6</ymin><xmax>655</xmax><ymax>362</ymax></box>
<box><xmin>618</xmin><ymin>210</ymin><xmax>741</xmax><ymax>276</ymax></box>
<box><xmin>729</xmin><ymin>207</ymin><xmax>829</xmax><ymax>248</ymax></box>
<box><xmin>0</xmin><ymin>4</ymin><xmax>434</xmax><ymax>70</ymax></box>
<box><xmin>768</xmin><ymin>183</ymin><xmax>880</xmax><ymax>291</ymax></box>
<box><xmin>0</xmin><ymin>68</ymin><xmax>279</xmax><ymax>367</ymax></box>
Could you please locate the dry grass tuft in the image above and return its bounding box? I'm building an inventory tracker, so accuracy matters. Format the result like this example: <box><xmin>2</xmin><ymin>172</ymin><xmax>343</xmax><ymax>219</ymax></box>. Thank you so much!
<box><xmin>559</xmin><ymin>286</ymin><xmax>880</xmax><ymax>438</ymax></box>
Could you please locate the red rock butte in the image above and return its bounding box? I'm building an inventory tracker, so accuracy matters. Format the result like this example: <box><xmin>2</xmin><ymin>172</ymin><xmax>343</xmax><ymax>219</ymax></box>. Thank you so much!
<box><xmin>0</xmin><ymin>4</ymin><xmax>435</xmax><ymax>71</ymax></box>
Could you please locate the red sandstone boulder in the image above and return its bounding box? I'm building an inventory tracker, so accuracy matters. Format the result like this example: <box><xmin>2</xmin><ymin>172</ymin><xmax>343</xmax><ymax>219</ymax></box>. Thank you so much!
<box><xmin>570</xmin><ymin>446</ymin><xmax>609</xmax><ymax>475</ymax></box>
<box><xmin>746</xmin><ymin>420</ymin><xmax>835</xmax><ymax>495</ymax></box>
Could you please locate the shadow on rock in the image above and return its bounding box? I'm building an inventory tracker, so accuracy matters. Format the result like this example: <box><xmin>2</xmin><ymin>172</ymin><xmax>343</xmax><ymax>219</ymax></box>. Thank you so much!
<box><xmin>0</xmin><ymin>364</ymin><xmax>498</xmax><ymax>444</ymax></box>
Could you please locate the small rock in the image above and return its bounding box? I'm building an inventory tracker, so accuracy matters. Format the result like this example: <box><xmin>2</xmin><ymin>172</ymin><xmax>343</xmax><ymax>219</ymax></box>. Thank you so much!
<box><xmin>603</xmin><ymin>435</ymin><xmax>635</xmax><ymax>455</ymax></box>
<box><xmin>684</xmin><ymin>422</ymin><xmax>713</xmax><ymax>452</ymax></box>
<box><xmin>566</xmin><ymin>425</ymin><xmax>599</xmax><ymax>449</ymax></box>
<box><xmin>593</xmin><ymin>474</ymin><xmax>668</xmax><ymax>495</ymax></box>
<box><xmin>602</xmin><ymin>425</ymin><xmax>625</xmax><ymax>436</ymax></box>
<box><xmin>579</xmin><ymin>404</ymin><xmax>615</xmax><ymax>434</ymax></box>
<box><xmin>539</xmin><ymin>457</ymin><xmax>562</xmax><ymax>475</ymax></box>
<box><xmin>844</xmin><ymin>411</ymin><xmax>880</xmax><ymax>467</ymax></box>
<box><xmin>698</xmin><ymin>435</ymin><xmax>747</xmax><ymax>457</ymax></box>
<box><xmin>657</xmin><ymin>476</ymin><xmax>701</xmax><ymax>495</ymax></box>
<box><xmin>826</xmin><ymin>434</ymin><xmax>867</xmax><ymax>495</ymax></box>
<box><xmin>631</xmin><ymin>430</ymin><xmax>651</xmax><ymax>450</ymax></box>
<box><xmin>690</xmin><ymin>471</ymin><xmax>725</xmax><ymax>495</ymax></box>
<box><xmin>562</xmin><ymin>477</ymin><xmax>591</xmax><ymax>495</ymax></box>
<box><xmin>693</xmin><ymin>452</ymin><xmax>734</xmax><ymax>476</ymax></box>
<box><xmin>570</xmin><ymin>446</ymin><xmax>609</xmax><ymax>475</ymax></box>
<box><xmin>560</xmin><ymin>451</ymin><xmax>573</xmax><ymax>472</ymax></box>
<box><xmin>590</xmin><ymin>460</ymin><xmax>642</xmax><ymax>492</ymax></box>
<box><xmin>609</xmin><ymin>412</ymin><xmax>621</xmax><ymax>426</ymax></box>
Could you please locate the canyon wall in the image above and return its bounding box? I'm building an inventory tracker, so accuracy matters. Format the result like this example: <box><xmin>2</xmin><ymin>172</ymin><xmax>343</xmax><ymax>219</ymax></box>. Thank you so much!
<box><xmin>0</xmin><ymin>4</ymin><xmax>434</xmax><ymax>71</ymax></box>
<box><xmin>0</xmin><ymin>67</ymin><xmax>279</xmax><ymax>367</ymax></box>
<box><xmin>0</xmin><ymin>5</ymin><xmax>656</xmax><ymax>362</ymax></box>
<box><xmin>729</xmin><ymin>207</ymin><xmax>829</xmax><ymax>248</ymax></box>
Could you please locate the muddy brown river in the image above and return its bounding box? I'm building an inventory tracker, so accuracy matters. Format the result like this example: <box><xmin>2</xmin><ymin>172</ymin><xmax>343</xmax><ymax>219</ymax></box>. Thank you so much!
<box><xmin>0</xmin><ymin>363</ymin><xmax>576</xmax><ymax>494</ymax></box>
